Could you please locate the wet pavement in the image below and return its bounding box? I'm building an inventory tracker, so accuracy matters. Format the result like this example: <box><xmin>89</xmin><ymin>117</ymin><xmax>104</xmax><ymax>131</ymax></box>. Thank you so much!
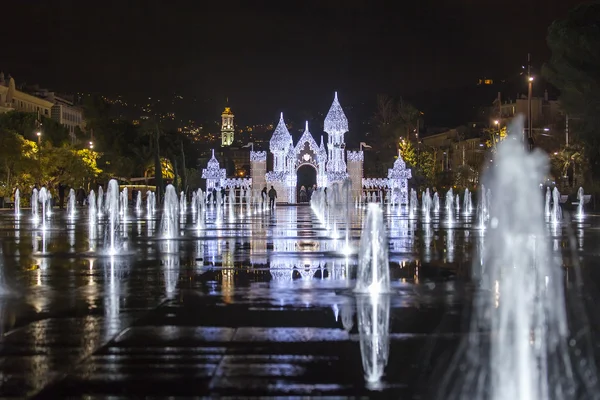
<box><xmin>0</xmin><ymin>205</ymin><xmax>597</xmax><ymax>398</ymax></box>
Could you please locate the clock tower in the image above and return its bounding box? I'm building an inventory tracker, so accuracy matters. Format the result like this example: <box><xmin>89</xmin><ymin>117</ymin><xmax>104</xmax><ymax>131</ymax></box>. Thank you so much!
<box><xmin>221</xmin><ymin>106</ymin><xmax>234</xmax><ymax>146</ymax></box>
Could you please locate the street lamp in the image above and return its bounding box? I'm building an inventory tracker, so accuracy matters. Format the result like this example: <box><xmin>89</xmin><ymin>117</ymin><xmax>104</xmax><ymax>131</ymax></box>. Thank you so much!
<box><xmin>89</xmin><ymin>141</ymin><xmax>94</xmax><ymax>149</ymax></box>
<box><xmin>36</xmin><ymin>131</ymin><xmax>41</xmax><ymax>144</ymax></box>
<box><xmin>527</xmin><ymin>75</ymin><xmax>534</xmax><ymax>150</ymax></box>
<box><xmin>493</xmin><ymin>120</ymin><xmax>500</xmax><ymax>145</ymax></box>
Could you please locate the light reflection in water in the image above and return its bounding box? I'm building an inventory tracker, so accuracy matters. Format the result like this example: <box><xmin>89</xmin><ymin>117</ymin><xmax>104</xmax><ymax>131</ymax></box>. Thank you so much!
<box><xmin>162</xmin><ymin>240</ymin><xmax>180</xmax><ymax>298</ymax></box>
<box><xmin>341</xmin><ymin>302</ymin><xmax>355</xmax><ymax>332</ymax></box>
<box><xmin>423</xmin><ymin>223</ymin><xmax>432</xmax><ymax>263</ymax></box>
<box><xmin>88</xmin><ymin>258</ymin><xmax>95</xmax><ymax>286</ymax></box>
<box><xmin>357</xmin><ymin>293</ymin><xmax>390</xmax><ymax>390</ymax></box>
<box><xmin>495</xmin><ymin>280</ymin><xmax>500</xmax><ymax>308</ymax></box>
<box><xmin>447</xmin><ymin>228</ymin><xmax>455</xmax><ymax>263</ymax></box>
<box><xmin>88</xmin><ymin>221</ymin><xmax>97</xmax><ymax>252</ymax></box>
<box><xmin>222</xmin><ymin>269</ymin><xmax>234</xmax><ymax>304</ymax></box>
<box><xmin>332</xmin><ymin>303</ymin><xmax>339</xmax><ymax>322</ymax></box>
<box><xmin>14</xmin><ymin>220</ymin><xmax>20</xmax><ymax>245</ymax></box>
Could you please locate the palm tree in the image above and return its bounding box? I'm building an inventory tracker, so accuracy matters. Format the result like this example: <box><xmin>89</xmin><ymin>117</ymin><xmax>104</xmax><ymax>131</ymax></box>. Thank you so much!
<box><xmin>551</xmin><ymin>144</ymin><xmax>586</xmax><ymax>189</ymax></box>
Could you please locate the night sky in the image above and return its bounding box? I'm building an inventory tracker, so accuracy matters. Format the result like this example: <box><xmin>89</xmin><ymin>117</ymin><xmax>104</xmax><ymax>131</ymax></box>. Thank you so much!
<box><xmin>1</xmin><ymin>0</ymin><xmax>588</xmax><ymax>125</ymax></box>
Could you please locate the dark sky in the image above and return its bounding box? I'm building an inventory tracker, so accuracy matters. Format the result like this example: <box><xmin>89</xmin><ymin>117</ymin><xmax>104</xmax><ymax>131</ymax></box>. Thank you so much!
<box><xmin>0</xmin><ymin>0</ymin><xmax>588</xmax><ymax>124</ymax></box>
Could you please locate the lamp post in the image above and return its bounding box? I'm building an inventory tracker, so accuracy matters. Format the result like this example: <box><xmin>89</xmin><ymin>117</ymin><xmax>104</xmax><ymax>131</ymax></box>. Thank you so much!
<box><xmin>36</xmin><ymin>131</ymin><xmax>42</xmax><ymax>185</ymax></box>
<box><xmin>528</xmin><ymin>76</ymin><xmax>533</xmax><ymax>149</ymax></box>
<box><xmin>527</xmin><ymin>52</ymin><xmax>534</xmax><ymax>151</ymax></box>
<box><xmin>89</xmin><ymin>141</ymin><xmax>94</xmax><ymax>150</ymax></box>
<box><xmin>494</xmin><ymin>119</ymin><xmax>500</xmax><ymax>145</ymax></box>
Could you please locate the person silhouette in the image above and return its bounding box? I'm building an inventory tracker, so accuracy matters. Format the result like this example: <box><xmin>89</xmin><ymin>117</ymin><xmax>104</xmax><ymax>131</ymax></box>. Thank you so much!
<box><xmin>268</xmin><ymin>186</ymin><xmax>277</xmax><ymax>209</ymax></box>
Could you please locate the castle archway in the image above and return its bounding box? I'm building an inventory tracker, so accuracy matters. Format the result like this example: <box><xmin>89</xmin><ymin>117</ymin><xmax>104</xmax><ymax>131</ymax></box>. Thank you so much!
<box><xmin>296</xmin><ymin>164</ymin><xmax>317</xmax><ymax>202</ymax></box>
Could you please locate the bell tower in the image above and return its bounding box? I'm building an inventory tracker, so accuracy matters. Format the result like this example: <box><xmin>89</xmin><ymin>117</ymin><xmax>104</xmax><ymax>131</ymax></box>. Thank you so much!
<box><xmin>221</xmin><ymin>106</ymin><xmax>234</xmax><ymax>146</ymax></box>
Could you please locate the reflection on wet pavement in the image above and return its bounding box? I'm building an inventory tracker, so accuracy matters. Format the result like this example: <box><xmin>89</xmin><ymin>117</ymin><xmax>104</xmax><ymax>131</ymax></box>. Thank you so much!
<box><xmin>0</xmin><ymin>205</ymin><xmax>594</xmax><ymax>397</ymax></box>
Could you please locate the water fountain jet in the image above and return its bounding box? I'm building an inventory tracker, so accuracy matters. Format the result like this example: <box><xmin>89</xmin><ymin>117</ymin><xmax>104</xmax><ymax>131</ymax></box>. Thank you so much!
<box><xmin>355</xmin><ymin>204</ymin><xmax>390</xmax><ymax>295</ymax></box>
<box><xmin>161</xmin><ymin>185</ymin><xmax>179</xmax><ymax>239</ymax></box>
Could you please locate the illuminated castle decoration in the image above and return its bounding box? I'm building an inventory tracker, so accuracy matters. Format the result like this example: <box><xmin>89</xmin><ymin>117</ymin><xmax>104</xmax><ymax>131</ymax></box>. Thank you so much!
<box><xmin>324</xmin><ymin>92</ymin><xmax>349</xmax><ymax>184</ymax></box>
<box><xmin>265</xmin><ymin>113</ymin><xmax>294</xmax><ymax>203</ymax></box>
<box><xmin>294</xmin><ymin>121</ymin><xmax>327</xmax><ymax>189</ymax></box>
<box><xmin>201</xmin><ymin>149</ymin><xmax>226</xmax><ymax>191</ymax></box>
<box><xmin>387</xmin><ymin>152</ymin><xmax>412</xmax><ymax>205</ymax></box>
<box><xmin>265</xmin><ymin>92</ymin><xmax>351</xmax><ymax>203</ymax></box>
<box><xmin>346</xmin><ymin>150</ymin><xmax>364</xmax><ymax>201</ymax></box>
<box><xmin>221</xmin><ymin>106</ymin><xmax>234</xmax><ymax>146</ymax></box>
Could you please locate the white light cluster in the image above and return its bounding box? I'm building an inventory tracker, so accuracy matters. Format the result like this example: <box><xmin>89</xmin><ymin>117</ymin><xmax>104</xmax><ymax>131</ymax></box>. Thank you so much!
<box><xmin>363</xmin><ymin>178</ymin><xmax>390</xmax><ymax>189</ymax></box>
<box><xmin>347</xmin><ymin>150</ymin><xmax>364</xmax><ymax>162</ymax></box>
<box><xmin>386</xmin><ymin>153</ymin><xmax>412</xmax><ymax>205</ymax></box>
<box><xmin>324</xmin><ymin>91</ymin><xmax>349</xmax><ymax>135</ymax></box>
<box><xmin>221</xmin><ymin>178</ymin><xmax>252</xmax><ymax>189</ymax></box>
<box><xmin>294</xmin><ymin>121</ymin><xmax>322</xmax><ymax>163</ymax></box>
<box><xmin>324</xmin><ymin>92</ymin><xmax>349</xmax><ymax>183</ymax></box>
<box><xmin>265</xmin><ymin>171</ymin><xmax>289</xmax><ymax>182</ymax></box>
<box><xmin>387</xmin><ymin>154</ymin><xmax>412</xmax><ymax>180</ymax></box>
<box><xmin>201</xmin><ymin>149</ymin><xmax>227</xmax><ymax>181</ymax></box>
<box><xmin>269</xmin><ymin>113</ymin><xmax>293</xmax><ymax>152</ymax></box>
<box><xmin>319</xmin><ymin>136</ymin><xmax>327</xmax><ymax>158</ymax></box>
<box><xmin>250</xmin><ymin>151</ymin><xmax>267</xmax><ymax>162</ymax></box>
<box><xmin>327</xmin><ymin>171</ymin><xmax>349</xmax><ymax>183</ymax></box>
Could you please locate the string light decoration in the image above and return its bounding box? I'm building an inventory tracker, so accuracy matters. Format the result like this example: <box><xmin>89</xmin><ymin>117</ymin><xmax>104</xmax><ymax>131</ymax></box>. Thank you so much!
<box><xmin>294</xmin><ymin>121</ymin><xmax>322</xmax><ymax>166</ymax></box>
<box><xmin>250</xmin><ymin>151</ymin><xmax>267</xmax><ymax>162</ymax></box>
<box><xmin>324</xmin><ymin>91</ymin><xmax>349</xmax><ymax>135</ymax></box>
<box><xmin>347</xmin><ymin>150</ymin><xmax>364</xmax><ymax>162</ymax></box>
<box><xmin>324</xmin><ymin>92</ymin><xmax>348</xmax><ymax>183</ymax></box>
<box><xmin>221</xmin><ymin>178</ymin><xmax>252</xmax><ymax>189</ymax></box>
<box><xmin>319</xmin><ymin>135</ymin><xmax>327</xmax><ymax>160</ymax></box>
<box><xmin>269</xmin><ymin>112</ymin><xmax>293</xmax><ymax>152</ymax></box>
<box><xmin>362</xmin><ymin>178</ymin><xmax>390</xmax><ymax>189</ymax></box>
<box><xmin>267</xmin><ymin>112</ymin><xmax>293</xmax><ymax>190</ymax></box>
<box><xmin>387</xmin><ymin>153</ymin><xmax>412</xmax><ymax>205</ymax></box>
<box><xmin>317</xmin><ymin>135</ymin><xmax>329</xmax><ymax>188</ymax></box>
<box><xmin>202</xmin><ymin>149</ymin><xmax>226</xmax><ymax>190</ymax></box>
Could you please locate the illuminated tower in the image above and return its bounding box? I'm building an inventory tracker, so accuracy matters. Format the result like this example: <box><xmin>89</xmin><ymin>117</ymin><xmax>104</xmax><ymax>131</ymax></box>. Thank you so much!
<box><xmin>221</xmin><ymin>106</ymin><xmax>234</xmax><ymax>146</ymax></box>
<box><xmin>266</xmin><ymin>113</ymin><xmax>293</xmax><ymax>203</ymax></box>
<box><xmin>324</xmin><ymin>92</ymin><xmax>348</xmax><ymax>183</ymax></box>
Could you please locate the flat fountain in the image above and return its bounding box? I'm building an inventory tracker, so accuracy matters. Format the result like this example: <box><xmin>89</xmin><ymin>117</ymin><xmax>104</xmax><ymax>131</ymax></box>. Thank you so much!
<box><xmin>577</xmin><ymin>187</ymin><xmax>584</xmax><ymax>219</ymax></box>
<box><xmin>88</xmin><ymin>190</ymin><xmax>96</xmax><ymax>225</ymax></box>
<box><xmin>443</xmin><ymin>115</ymin><xmax>593</xmax><ymax>400</ymax></box>
<box><xmin>355</xmin><ymin>203</ymin><xmax>390</xmax><ymax>295</ymax></box>
<box><xmin>446</xmin><ymin>188</ymin><xmax>454</xmax><ymax>224</ymax></box>
<box><xmin>14</xmin><ymin>188</ymin><xmax>20</xmax><ymax>217</ymax></box>
<box><xmin>135</xmin><ymin>191</ymin><xmax>142</xmax><ymax>214</ymax></box>
<box><xmin>180</xmin><ymin>191</ymin><xmax>186</xmax><ymax>215</ymax></box>
<box><xmin>105</xmin><ymin>179</ymin><xmax>121</xmax><ymax>255</ymax></box>
<box><xmin>552</xmin><ymin>187</ymin><xmax>562</xmax><ymax>224</ymax></box>
<box><xmin>422</xmin><ymin>189</ymin><xmax>432</xmax><ymax>223</ymax></box>
<box><xmin>355</xmin><ymin>203</ymin><xmax>391</xmax><ymax>389</ymax></box>
<box><xmin>161</xmin><ymin>184</ymin><xmax>179</xmax><ymax>239</ymax></box>
<box><xmin>545</xmin><ymin>187</ymin><xmax>551</xmax><ymax>217</ymax></box>
<box><xmin>97</xmin><ymin>186</ymin><xmax>104</xmax><ymax>217</ymax></box>
<box><xmin>31</xmin><ymin>188</ymin><xmax>39</xmax><ymax>220</ymax></box>
<box><xmin>67</xmin><ymin>188</ymin><xmax>76</xmax><ymax>219</ymax></box>
<box><xmin>38</xmin><ymin>187</ymin><xmax>49</xmax><ymax>229</ymax></box>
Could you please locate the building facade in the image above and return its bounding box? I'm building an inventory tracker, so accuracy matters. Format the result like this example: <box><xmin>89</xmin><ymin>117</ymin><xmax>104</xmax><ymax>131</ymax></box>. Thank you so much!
<box><xmin>0</xmin><ymin>74</ymin><xmax>85</xmax><ymax>142</ymax></box>
<box><xmin>0</xmin><ymin>74</ymin><xmax>53</xmax><ymax>116</ymax></box>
